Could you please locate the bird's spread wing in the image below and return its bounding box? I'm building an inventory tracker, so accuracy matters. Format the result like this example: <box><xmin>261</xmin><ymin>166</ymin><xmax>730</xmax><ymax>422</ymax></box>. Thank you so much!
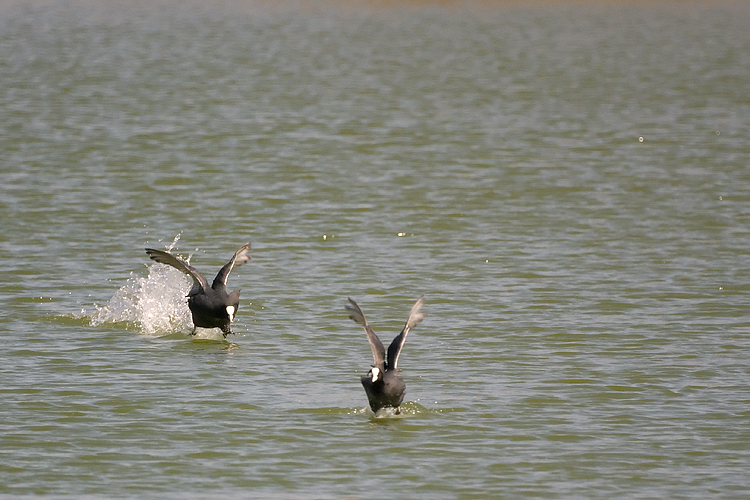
<box><xmin>145</xmin><ymin>248</ymin><xmax>209</xmax><ymax>292</ymax></box>
<box><xmin>212</xmin><ymin>242</ymin><xmax>251</xmax><ymax>289</ymax></box>
<box><xmin>346</xmin><ymin>297</ymin><xmax>385</xmax><ymax>368</ymax></box>
<box><xmin>387</xmin><ymin>296</ymin><xmax>425</xmax><ymax>371</ymax></box>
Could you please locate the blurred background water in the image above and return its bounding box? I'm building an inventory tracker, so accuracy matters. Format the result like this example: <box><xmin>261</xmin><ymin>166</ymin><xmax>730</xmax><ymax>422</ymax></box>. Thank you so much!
<box><xmin>1</xmin><ymin>0</ymin><xmax>749</xmax><ymax>498</ymax></box>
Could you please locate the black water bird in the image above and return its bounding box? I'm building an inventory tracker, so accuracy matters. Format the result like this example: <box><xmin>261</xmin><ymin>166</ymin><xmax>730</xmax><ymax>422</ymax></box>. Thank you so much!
<box><xmin>345</xmin><ymin>296</ymin><xmax>425</xmax><ymax>413</ymax></box>
<box><xmin>145</xmin><ymin>243</ymin><xmax>251</xmax><ymax>337</ymax></box>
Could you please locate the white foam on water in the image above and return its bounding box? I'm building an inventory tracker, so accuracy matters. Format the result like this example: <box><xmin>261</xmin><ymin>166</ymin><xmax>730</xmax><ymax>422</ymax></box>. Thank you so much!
<box><xmin>89</xmin><ymin>236</ymin><xmax>194</xmax><ymax>336</ymax></box>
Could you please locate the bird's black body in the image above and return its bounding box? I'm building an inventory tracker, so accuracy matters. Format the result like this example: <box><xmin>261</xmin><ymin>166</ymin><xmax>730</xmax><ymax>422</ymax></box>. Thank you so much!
<box><xmin>145</xmin><ymin>243</ymin><xmax>251</xmax><ymax>337</ymax></box>
<box><xmin>345</xmin><ymin>296</ymin><xmax>425</xmax><ymax>413</ymax></box>
<box><xmin>360</xmin><ymin>363</ymin><xmax>407</xmax><ymax>413</ymax></box>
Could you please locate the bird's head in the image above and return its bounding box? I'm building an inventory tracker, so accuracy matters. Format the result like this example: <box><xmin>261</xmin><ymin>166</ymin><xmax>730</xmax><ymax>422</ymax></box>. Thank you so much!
<box><xmin>368</xmin><ymin>366</ymin><xmax>382</xmax><ymax>383</ymax></box>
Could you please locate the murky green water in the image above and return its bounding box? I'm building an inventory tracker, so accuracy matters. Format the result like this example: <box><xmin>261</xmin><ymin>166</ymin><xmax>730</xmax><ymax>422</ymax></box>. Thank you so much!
<box><xmin>1</xmin><ymin>1</ymin><xmax>749</xmax><ymax>498</ymax></box>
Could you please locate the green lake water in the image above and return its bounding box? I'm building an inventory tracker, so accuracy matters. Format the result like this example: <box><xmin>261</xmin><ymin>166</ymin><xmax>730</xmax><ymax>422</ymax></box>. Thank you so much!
<box><xmin>1</xmin><ymin>1</ymin><xmax>749</xmax><ymax>498</ymax></box>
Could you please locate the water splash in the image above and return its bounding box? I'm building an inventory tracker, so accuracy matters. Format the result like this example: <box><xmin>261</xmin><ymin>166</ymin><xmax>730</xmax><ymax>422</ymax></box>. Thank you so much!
<box><xmin>89</xmin><ymin>236</ymin><xmax>193</xmax><ymax>336</ymax></box>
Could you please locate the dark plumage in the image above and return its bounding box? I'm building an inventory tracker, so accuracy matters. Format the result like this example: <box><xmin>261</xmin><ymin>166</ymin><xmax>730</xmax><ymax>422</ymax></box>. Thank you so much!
<box><xmin>145</xmin><ymin>243</ymin><xmax>251</xmax><ymax>337</ymax></box>
<box><xmin>345</xmin><ymin>296</ymin><xmax>425</xmax><ymax>413</ymax></box>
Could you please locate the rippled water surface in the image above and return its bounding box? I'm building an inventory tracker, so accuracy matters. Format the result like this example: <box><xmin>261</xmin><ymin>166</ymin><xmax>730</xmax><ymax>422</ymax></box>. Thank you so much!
<box><xmin>2</xmin><ymin>1</ymin><xmax>749</xmax><ymax>498</ymax></box>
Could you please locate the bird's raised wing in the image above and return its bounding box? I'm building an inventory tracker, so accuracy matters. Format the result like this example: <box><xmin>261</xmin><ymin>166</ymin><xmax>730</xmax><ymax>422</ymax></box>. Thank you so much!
<box><xmin>212</xmin><ymin>242</ymin><xmax>251</xmax><ymax>289</ymax></box>
<box><xmin>145</xmin><ymin>248</ymin><xmax>209</xmax><ymax>292</ymax></box>
<box><xmin>346</xmin><ymin>297</ymin><xmax>385</xmax><ymax>368</ymax></box>
<box><xmin>387</xmin><ymin>296</ymin><xmax>425</xmax><ymax>371</ymax></box>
